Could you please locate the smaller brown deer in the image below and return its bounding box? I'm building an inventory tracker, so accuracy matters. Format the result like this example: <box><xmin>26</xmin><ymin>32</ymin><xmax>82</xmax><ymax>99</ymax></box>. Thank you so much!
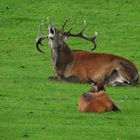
<box><xmin>78</xmin><ymin>79</ymin><xmax>121</xmax><ymax>112</ymax></box>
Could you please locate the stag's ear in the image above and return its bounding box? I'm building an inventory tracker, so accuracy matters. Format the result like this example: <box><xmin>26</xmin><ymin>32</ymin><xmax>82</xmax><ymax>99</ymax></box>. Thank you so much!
<box><xmin>64</xmin><ymin>34</ymin><xmax>68</xmax><ymax>41</ymax></box>
<box><xmin>60</xmin><ymin>32</ymin><xmax>68</xmax><ymax>41</ymax></box>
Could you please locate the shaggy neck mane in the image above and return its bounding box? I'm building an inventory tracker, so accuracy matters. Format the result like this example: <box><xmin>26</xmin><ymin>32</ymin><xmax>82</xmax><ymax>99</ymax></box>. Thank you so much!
<box><xmin>51</xmin><ymin>42</ymin><xmax>73</xmax><ymax>70</ymax></box>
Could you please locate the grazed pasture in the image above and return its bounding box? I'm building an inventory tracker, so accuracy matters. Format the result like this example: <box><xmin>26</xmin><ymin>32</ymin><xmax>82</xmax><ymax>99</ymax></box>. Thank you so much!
<box><xmin>0</xmin><ymin>0</ymin><xmax>140</xmax><ymax>140</ymax></box>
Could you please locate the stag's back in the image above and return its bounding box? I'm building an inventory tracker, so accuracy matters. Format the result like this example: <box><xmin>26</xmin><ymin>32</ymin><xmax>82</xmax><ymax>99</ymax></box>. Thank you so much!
<box><xmin>70</xmin><ymin>51</ymin><xmax>139</xmax><ymax>84</ymax></box>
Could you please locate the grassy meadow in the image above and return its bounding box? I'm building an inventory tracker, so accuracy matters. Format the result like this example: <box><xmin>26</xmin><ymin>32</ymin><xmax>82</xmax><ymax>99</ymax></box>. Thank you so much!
<box><xmin>0</xmin><ymin>0</ymin><xmax>140</xmax><ymax>139</ymax></box>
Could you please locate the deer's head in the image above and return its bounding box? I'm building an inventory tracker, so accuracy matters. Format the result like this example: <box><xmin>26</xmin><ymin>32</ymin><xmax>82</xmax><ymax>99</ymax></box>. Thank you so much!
<box><xmin>48</xmin><ymin>25</ymin><xmax>68</xmax><ymax>49</ymax></box>
<box><xmin>88</xmin><ymin>78</ymin><xmax>105</xmax><ymax>92</ymax></box>
<box><xmin>36</xmin><ymin>17</ymin><xmax>98</xmax><ymax>53</ymax></box>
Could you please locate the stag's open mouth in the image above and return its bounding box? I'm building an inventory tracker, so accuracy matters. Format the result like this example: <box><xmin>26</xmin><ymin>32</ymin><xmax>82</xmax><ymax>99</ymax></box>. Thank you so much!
<box><xmin>48</xmin><ymin>26</ymin><xmax>56</xmax><ymax>40</ymax></box>
<box><xmin>35</xmin><ymin>26</ymin><xmax>56</xmax><ymax>53</ymax></box>
<box><xmin>50</xmin><ymin>27</ymin><xmax>55</xmax><ymax>35</ymax></box>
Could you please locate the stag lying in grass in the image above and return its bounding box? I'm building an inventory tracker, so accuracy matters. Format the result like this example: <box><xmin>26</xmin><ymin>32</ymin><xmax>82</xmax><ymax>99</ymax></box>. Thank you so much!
<box><xmin>36</xmin><ymin>18</ymin><xmax>139</xmax><ymax>86</ymax></box>
<box><xmin>78</xmin><ymin>79</ymin><xmax>121</xmax><ymax>112</ymax></box>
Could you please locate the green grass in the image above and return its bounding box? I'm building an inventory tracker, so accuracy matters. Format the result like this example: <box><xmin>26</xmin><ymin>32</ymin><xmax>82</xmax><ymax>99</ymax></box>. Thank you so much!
<box><xmin>0</xmin><ymin>0</ymin><xmax>140</xmax><ymax>139</ymax></box>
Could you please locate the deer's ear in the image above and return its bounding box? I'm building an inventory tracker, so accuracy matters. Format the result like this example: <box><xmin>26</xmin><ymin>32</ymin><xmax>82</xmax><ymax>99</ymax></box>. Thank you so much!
<box><xmin>61</xmin><ymin>32</ymin><xmax>68</xmax><ymax>41</ymax></box>
<box><xmin>64</xmin><ymin>35</ymin><xmax>68</xmax><ymax>41</ymax></box>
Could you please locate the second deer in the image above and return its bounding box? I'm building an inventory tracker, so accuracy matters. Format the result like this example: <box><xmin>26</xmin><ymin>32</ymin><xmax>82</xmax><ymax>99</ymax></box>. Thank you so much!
<box><xmin>78</xmin><ymin>79</ymin><xmax>121</xmax><ymax>112</ymax></box>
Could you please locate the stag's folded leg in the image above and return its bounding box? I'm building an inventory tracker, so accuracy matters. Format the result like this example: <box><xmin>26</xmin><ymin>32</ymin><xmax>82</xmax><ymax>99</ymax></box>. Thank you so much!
<box><xmin>64</xmin><ymin>76</ymin><xmax>81</xmax><ymax>83</ymax></box>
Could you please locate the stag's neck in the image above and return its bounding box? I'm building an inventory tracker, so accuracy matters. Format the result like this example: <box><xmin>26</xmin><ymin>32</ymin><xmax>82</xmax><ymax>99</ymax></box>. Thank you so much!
<box><xmin>50</xmin><ymin>42</ymin><xmax>73</xmax><ymax>69</ymax></box>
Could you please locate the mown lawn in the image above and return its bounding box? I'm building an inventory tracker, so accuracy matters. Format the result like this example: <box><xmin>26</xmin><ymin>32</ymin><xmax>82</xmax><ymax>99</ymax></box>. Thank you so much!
<box><xmin>0</xmin><ymin>0</ymin><xmax>140</xmax><ymax>140</ymax></box>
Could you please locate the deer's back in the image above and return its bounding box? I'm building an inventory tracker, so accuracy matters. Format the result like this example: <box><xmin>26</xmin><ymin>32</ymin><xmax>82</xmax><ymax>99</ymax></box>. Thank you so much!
<box><xmin>78</xmin><ymin>91</ymin><xmax>115</xmax><ymax>112</ymax></box>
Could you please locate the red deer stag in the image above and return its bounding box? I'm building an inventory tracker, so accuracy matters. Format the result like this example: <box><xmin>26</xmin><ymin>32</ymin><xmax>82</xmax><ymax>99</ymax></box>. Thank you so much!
<box><xmin>78</xmin><ymin>79</ymin><xmax>121</xmax><ymax>112</ymax></box>
<box><xmin>36</xmin><ymin>18</ymin><xmax>139</xmax><ymax>86</ymax></box>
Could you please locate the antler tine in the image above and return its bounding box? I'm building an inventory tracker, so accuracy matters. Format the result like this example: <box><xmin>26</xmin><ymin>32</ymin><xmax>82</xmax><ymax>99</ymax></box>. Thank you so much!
<box><xmin>89</xmin><ymin>32</ymin><xmax>98</xmax><ymax>51</ymax></box>
<box><xmin>61</xmin><ymin>16</ymin><xmax>71</xmax><ymax>32</ymax></box>
<box><xmin>67</xmin><ymin>27</ymin><xmax>73</xmax><ymax>34</ymax></box>
<box><xmin>79</xmin><ymin>20</ymin><xmax>87</xmax><ymax>35</ymax></box>
<box><xmin>38</xmin><ymin>20</ymin><xmax>45</xmax><ymax>34</ymax></box>
<box><xmin>36</xmin><ymin>35</ymin><xmax>48</xmax><ymax>53</ymax></box>
<box><xmin>64</xmin><ymin>19</ymin><xmax>98</xmax><ymax>51</ymax></box>
<box><xmin>46</xmin><ymin>17</ymin><xmax>53</xmax><ymax>27</ymax></box>
<box><xmin>36</xmin><ymin>20</ymin><xmax>48</xmax><ymax>53</ymax></box>
<box><xmin>66</xmin><ymin>20</ymin><xmax>87</xmax><ymax>37</ymax></box>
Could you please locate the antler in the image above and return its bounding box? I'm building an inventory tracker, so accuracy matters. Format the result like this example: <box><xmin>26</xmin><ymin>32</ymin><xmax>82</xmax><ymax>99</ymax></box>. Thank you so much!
<box><xmin>61</xmin><ymin>16</ymin><xmax>72</xmax><ymax>32</ymax></box>
<box><xmin>62</xmin><ymin>18</ymin><xmax>98</xmax><ymax>51</ymax></box>
<box><xmin>36</xmin><ymin>35</ymin><xmax>48</xmax><ymax>53</ymax></box>
<box><xmin>35</xmin><ymin>20</ymin><xmax>48</xmax><ymax>53</ymax></box>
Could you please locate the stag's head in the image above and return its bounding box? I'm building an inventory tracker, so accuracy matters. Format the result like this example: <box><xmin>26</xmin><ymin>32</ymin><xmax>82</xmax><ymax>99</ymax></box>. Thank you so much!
<box><xmin>48</xmin><ymin>24</ymin><xmax>67</xmax><ymax>49</ymax></box>
<box><xmin>36</xmin><ymin>17</ymin><xmax>98</xmax><ymax>53</ymax></box>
